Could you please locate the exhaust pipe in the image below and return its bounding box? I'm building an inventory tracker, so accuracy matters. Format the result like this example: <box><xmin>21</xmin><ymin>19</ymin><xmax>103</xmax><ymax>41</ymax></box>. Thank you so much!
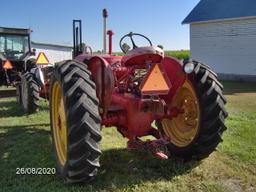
<box><xmin>107</xmin><ymin>30</ymin><xmax>114</xmax><ymax>55</ymax></box>
<box><xmin>103</xmin><ymin>9</ymin><xmax>108</xmax><ymax>54</ymax></box>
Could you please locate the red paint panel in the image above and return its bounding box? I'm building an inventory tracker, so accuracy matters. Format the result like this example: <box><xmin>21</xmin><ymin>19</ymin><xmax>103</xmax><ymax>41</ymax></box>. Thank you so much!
<box><xmin>122</xmin><ymin>54</ymin><xmax>162</xmax><ymax>66</ymax></box>
<box><xmin>110</xmin><ymin>93</ymin><xmax>155</xmax><ymax>138</ymax></box>
<box><xmin>160</xmin><ymin>57</ymin><xmax>186</xmax><ymax>102</ymax></box>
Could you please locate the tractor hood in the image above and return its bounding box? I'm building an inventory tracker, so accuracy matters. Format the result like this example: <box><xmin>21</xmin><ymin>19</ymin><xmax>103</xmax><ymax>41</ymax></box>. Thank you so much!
<box><xmin>122</xmin><ymin>46</ymin><xmax>164</xmax><ymax>66</ymax></box>
<box><xmin>125</xmin><ymin>46</ymin><xmax>164</xmax><ymax>56</ymax></box>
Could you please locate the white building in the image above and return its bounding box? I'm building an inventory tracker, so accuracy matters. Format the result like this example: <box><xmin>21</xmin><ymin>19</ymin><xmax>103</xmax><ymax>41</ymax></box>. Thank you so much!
<box><xmin>183</xmin><ymin>0</ymin><xmax>256</xmax><ymax>81</ymax></box>
<box><xmin>31</xmin><ymin>41</ymin><xmax>72</xmax><ymax>64</ymax></box>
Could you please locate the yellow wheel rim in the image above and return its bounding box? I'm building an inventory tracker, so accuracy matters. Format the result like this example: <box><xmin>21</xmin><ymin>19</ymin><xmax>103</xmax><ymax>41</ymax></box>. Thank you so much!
<box><xmin>51</xmin><ymin>81</ymin><xmax>67</xmax><ymax>166</ymax></box>
<box><xmin>161</xmin><ymin>80</ymin><xmax>200</xmax><ymax>147</ymax></box>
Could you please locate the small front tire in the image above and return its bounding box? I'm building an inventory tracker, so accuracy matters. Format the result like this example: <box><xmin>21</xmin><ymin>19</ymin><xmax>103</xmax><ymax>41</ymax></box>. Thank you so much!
<box><xmin>21</xmin><ymin>72</ymin><xmax>39</xmax><ymax>113</ymax></box>
<box><xmin>16</xmin><ymin>82</ymin><xmax>22</xmax><ymax>105</ymax></box>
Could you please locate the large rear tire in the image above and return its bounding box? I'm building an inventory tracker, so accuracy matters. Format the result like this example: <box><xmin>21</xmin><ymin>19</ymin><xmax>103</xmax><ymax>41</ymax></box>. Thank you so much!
<box><xmin>50</xmin><ymin>60</ymin><xmax>101</xmax><ymax>183</ymax></box>
<box><xmin>157</xmin><ymin>61</ymin><xmax>228</xmax><ymax>161</ymax></box>
<box><xmin>21</xmin><ymin>72</ymin><xmax>39</xmax><ymax>113</ymax></box>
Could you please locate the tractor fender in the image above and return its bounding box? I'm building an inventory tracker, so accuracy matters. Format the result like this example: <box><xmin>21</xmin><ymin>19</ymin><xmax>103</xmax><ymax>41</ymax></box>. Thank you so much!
<box><xmin>30</xmin><ymin>66</ymin><xmax>45</xmax><ymax>86</ymax></box>
<box><xmin>25</xmin><ymin>58</ymin><xmax>36</xmax><ymax>71</ymax></box>
<box><xmin>160</xmin><ymin>57</ymin><xmax>186</xmax><ymax>102</ymax></box>
<box><xmin>87</xmin><ymin>56</ymin><xmax>115</xmax><ymax>116</ymax></box>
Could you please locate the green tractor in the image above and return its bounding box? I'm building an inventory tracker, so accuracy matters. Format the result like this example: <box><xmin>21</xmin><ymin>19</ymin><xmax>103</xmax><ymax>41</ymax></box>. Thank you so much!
<box><xmin>0</xmin><ymin>27</ymin><xmax>52</xmax><ymax>113</ymax></box>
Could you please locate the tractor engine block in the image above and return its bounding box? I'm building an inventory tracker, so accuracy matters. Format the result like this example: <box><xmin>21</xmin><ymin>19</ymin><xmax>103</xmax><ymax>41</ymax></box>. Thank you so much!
<box><xmin>128</xmin><ymin>68</ymin><xmax>147</xmax><ymax>96</ymax></box>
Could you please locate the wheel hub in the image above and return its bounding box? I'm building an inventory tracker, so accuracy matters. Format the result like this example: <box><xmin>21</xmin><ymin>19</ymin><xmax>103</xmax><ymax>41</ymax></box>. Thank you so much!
<box><xmin>161</xmin><ymin>80</ymin><xmax>200</xmax><ymax>147</ymax></box>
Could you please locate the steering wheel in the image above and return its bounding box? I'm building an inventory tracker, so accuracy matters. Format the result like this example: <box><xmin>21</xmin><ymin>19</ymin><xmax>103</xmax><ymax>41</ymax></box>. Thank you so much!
<box><xmin>5</xmin><ymin>49</ymin><xmax>21</xmax><ymax>58</ymax></box>
<box><xmin>119</xmin><ymin>32</ymin><xmax>152</xmax><ymax>53</ymax></box>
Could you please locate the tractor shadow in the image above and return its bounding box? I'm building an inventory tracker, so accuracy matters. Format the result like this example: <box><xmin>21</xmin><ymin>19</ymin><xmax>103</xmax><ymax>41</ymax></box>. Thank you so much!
<box><xmin>0</xmin><ymin>98</ymin><xmax>49</xmax><ymax>118</ymax></box>
<box><xmin>93</xmin><ymin>148</ymin><xmax>199</xmax><ymax>190</ymax></box>
<box><xmin>0</xmin><ymin>100</ymin><xmax>25</xmax><ymax>117</ymax></box>
<box><xmin>0</xmin><ymin>124</ymin><xmax>55</xmax><ymax>191</ymax></box>
<box><xmin>0</xmin><ymin>123</ymin><xmax>199</xmax><ymax>191</ymax></box>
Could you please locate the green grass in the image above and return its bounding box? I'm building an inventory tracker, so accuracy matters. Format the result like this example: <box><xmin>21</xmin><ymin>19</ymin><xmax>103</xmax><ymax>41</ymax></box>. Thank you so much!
<box><xmin>165</xmin><ymin>50</ymin><xmax>190</xmax><ymax>60</ymax></box>
<box><xmin>0</xmin><ymin>86</ymin><xmax>16</xmax><ymax>90</ymax></box>
<box><xmin>0</xmin><ymin>81</ymin><xmax>255</xmax><ymax>192</ymax></box>
<box><xmin>114</xmin><ymin>50</ymin><xmax>190</xmax><ymax>60</ymax></box>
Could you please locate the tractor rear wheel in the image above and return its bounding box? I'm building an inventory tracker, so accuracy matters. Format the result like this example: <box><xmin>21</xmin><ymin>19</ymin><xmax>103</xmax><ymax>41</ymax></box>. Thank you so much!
<box><xmin>157</xmin><ymin>61</ymin><xmax>228</xmax><ymax>161</ymax></box>
<box><xmin>50</xmin><ymin>60</ymin><xmax>101</xmax><ymax>183</ymax></box>
<box><xmin>21</xmin><ymin>72</ymin><xmax>39</xmax><ymax>113</ymax></box>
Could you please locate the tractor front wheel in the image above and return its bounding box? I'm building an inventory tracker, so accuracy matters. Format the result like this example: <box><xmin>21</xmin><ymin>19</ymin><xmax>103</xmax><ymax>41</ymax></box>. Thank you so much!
<box><xmin>158</xmin><ymin>61</ymin><xmax>228</xmax><ymax>161</ymax></box>
<box><xmin>16</xmin><ymin>82</ymin><xmax>22</xmax><ymax>105</ymax></box>
<box><xmin>21</xmin><ymin>72</ymin><xmax>39</xmax><ymax>113</ymax></box>
<box><xmin>50</xmin><ymin>60</ymin><xmax>101</xmax><ymax>183</ymax></box>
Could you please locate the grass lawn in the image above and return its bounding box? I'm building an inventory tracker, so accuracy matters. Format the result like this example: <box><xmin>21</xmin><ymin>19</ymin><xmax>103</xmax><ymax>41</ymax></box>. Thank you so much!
<box><xmin>0</xmin><ymin>81</ymin><xmax>255</xmax><ymax>192</ymax></box>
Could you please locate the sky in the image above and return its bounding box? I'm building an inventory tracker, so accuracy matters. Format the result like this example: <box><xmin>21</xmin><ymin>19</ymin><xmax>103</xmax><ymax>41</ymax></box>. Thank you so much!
<box><xmin>0</xmin><ymin>0</ymin><xmax>200</xmax><ymax>51</ymax></box>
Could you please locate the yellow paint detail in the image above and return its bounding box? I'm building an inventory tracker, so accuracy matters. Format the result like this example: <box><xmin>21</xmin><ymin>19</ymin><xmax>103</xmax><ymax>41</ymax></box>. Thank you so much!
<box><xmin>51</xmin><ymin>81</ymin><xmax>67</xmax><ymax>166</ymax></box>
<box><xmin>141</xmin><ymin>64</ymin><xmax>170</xmax><ymax>94</ymax></box>
<box><xmin>161</xmin><ymin>80</ymin><xmax>200</xmax><ymax>147</ymax></box>
<box><xmin>36</xmin><ymin>52</ymin><xmax>49</xmax><ymax>65</ymax></box>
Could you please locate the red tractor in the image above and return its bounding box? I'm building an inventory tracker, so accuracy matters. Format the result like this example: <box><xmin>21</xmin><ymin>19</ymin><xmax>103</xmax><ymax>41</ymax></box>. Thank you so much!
<box><xmin>49</xmin><ymin>10</ymin><xmax>228</xmax><ymax>183</ymax></box>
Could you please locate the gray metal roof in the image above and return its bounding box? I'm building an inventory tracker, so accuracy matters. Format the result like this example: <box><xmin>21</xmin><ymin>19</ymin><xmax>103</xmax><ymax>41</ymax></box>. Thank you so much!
<box><xmin>183</xmin><ymin>0</ymin><xmax>256</xmax><ymax>24</ymax></box>
<box><xmin>31</xmin><ymin>41</ymin><xmax>73</xmax><ymax>49</ymax></box>
<box><xmin>0</xmin><ymin>27</ymin><xmax>31</xmax><ymax>35</ymax></box>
